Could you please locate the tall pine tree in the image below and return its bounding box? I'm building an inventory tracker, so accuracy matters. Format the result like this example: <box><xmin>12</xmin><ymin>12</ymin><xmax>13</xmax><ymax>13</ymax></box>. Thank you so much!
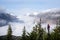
<box><xmin>36</xmin><ymin>18</ymin><xmax>44</xmax><ymax>40</ymax></box>
<box><xmin>21</xmin><ymin>26</ymin><xmax>27</xmax><ymax>40</ymax></box>
<box><xmin>6</xmin><ymin>25</ymin><xmax>12</xmax><ymax>40</ymax></box>
<box><xmin>28</xmin><ymin>18</ymin><xmax>44</xmax><ymax>40</ymax></box>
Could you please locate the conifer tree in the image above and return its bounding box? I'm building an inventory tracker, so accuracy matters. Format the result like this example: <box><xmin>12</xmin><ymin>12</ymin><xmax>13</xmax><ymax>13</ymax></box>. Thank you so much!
<box><xmin>28</xmin><ymin>26</ymin><xmax>38</xmax><ymax>40</ymax></box>
<box><xmin>6</xmin><ymin>25</ymin><xmax>12</xmax><ymax>40</ymax></box>
<box><xmin>36</xmin><ymin>18</ymin><xmax>44</xmax><ymax>40</ymax></box>
<box><xmin>21</xmin><ymin>26</ymin><xmax>27</xmax><ymax>40</ymax></box>
<box><xmin>28</xmin><ymin>18</ymin><xmax>44</xmax><ymax>40</ymax></box>
<box><xmin>51</xmin><ymin>19</ymin><xmax>60</xmax><ymax>40</ymax></box>
<box><xmin>52</xmin><ymin>26</ymin><xmax>60</xmax><ymax>40</ymax></box>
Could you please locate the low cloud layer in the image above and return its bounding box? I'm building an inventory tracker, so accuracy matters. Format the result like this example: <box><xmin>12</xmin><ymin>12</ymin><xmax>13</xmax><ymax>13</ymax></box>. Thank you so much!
<box><xmin>29</xmin><ymin>8</ymin><xmax>60</xmax><ymax>24</ymax></box>
<box><xmin>0</xmin><ymin>10</ymin><xmax>24</xmax><ymax>27</ymax></box>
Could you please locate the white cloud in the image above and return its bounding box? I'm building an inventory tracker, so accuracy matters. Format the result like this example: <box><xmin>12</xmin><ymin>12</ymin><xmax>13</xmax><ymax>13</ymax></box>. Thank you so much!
<box><xmin>12</xmin><ymin>15</ymin><xmax>35</xmax><ymax>36</ymax></box>
<box><xmin>33</xmin><ymin>12</ymin><xmax>39</xmax><ymax>15</ymax></box>
<box><xmin>0</xmin><ymin>8</ymin><xmax>60</xmax><ymax>36</ymax></box>
<box><xmin>0</xmin><ymin>15</ymin><xmax>35</xmax><ymax>36</ymax></box>
<box><xmin>28</xmin><ymin>8</ymin><xmax>60</xmax><ymax>29</ymax></box>
<box><xmin>0</xmin><ymin>26</ymin><xmax>8</xmax><ymax>36</ymax></box>
<box><xmin>29</xmin><ymin>8</ymin><xmax>60</xmax><ymax>16</ymax></box>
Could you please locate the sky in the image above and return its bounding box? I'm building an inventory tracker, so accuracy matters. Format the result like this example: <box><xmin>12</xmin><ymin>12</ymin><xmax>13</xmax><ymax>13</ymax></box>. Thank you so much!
<box><xmin>0</xmin><ymin>0</ymin><xmax>60</xmax><ymax>15</ymax></box>
<box><xmin>0</xmin><ymin>0</ymin><xmax>60</xmax><ymax>36</ymax></box>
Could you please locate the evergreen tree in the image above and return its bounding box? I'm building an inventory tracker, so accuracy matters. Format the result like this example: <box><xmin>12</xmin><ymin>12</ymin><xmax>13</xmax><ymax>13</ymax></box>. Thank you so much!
<box><xmin>6</xmin><ymin>25</ymin><xmax>12</xmax><ymax>40</ymax></box>
<box><xmin>28</xmin><ymin>26</ymin><xmax>38</xmax><ymax>40</ymax></box>
<box><xmin>21</xmin><ymin>26</ymin><xmax>27</xmax><ymax>40</ymax></box>
<box><xmin>51</xmin><ymin>26</ymin><xmax>60</xmax><ymax>40</ymax></box>
<box><xmin>36</xmin><ymin>18</ymin><xmax>44</xmax><ymax>40</ymax></box>
<box><xmin>51</xmin><ymin>19</ymin><xmax>60</xmax><ymax>40</ymax></box>
<box><xmin>28</xmin><ymin>18</ymin><xmax>44</xmax><ymax>40</ymax></box>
